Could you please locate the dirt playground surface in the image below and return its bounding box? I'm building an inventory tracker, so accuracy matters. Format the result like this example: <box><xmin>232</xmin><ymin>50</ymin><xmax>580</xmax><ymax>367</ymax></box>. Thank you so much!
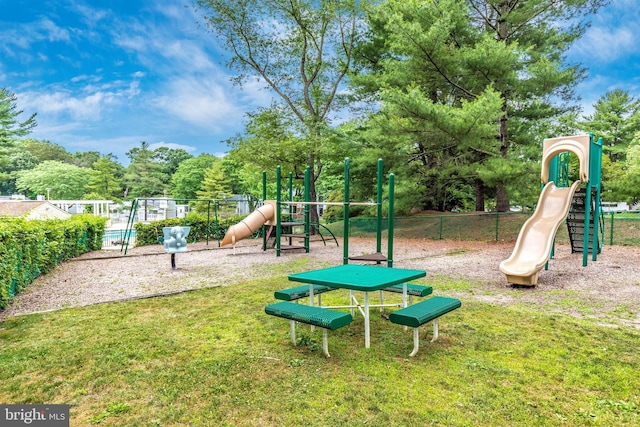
<box><xmin>1</xmin><ymin>237</ymin><xmax>639</xmax><ymax>328</ymax></box>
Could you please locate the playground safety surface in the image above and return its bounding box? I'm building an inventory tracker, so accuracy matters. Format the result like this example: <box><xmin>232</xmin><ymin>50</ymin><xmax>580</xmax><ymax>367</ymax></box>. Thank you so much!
<box><xmin>1</xmin><ymin>238</ymin><xmax>639</xmax><ymax>328</ymax></box>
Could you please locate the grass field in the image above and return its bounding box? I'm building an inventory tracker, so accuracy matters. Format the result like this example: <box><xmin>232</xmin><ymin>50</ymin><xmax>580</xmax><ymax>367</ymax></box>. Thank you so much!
<box><xmin>1</xmin><ymin>266</ymin><xmax>639</xmax><ymax>426</ymax></box>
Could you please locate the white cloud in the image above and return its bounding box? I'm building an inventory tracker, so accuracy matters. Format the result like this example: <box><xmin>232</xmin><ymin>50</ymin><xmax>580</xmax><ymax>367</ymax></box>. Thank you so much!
<box><xmin>153</xmin><ymin>77</ymin><xmax>243</xmax><ymax>131</ymax></box>
<box><xmin>574</xmin><ymin>26</ymin><xmax>636</xmax><ymax>63</ymax></box>
<box><xmin>39</xmin><ymin>18</ymin><xmax>71</xmax><ymax>42</ymax></box>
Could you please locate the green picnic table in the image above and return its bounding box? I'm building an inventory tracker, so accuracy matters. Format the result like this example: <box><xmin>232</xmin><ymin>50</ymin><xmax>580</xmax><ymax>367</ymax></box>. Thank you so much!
<box><xmin>288</xmin><ymin>264</ymin><xmax>426</xmax><ymax>348</ymax></box>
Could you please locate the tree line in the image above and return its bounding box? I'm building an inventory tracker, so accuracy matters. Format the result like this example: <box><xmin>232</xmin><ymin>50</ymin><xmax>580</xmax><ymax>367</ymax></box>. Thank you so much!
<box><xmin>2</xmin><ymin>0</ymin><xmax>640</xmax><ymax>214</ymax></box>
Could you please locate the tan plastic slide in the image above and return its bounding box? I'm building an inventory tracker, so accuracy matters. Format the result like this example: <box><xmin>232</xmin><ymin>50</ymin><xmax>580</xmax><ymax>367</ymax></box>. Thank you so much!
<box><xmin>500</xmin><ymin>134</ymin><xmax>591</xmax><ymax>285</ymax></box>
<box><xmin>221</xmin><ymin>201</ymin><xmax>276</xmax><ymax>247</ymax></box>
<box><xmin>499</xmin><ymin>181</ymin><xmax>580</xmax><ymax>285</ymax></box>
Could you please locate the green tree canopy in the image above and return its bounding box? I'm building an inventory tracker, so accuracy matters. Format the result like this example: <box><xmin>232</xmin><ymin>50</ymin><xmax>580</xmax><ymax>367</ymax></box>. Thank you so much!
<box><xmin>196</xmin><ymin>162</ymin><xmax>233</xmax><ymax>212</ymax></box>
<box><xmin>21</xmin><ymin>139</ymin><xmax>73</xmax><ymax>163</ymax></box>
<box><xmin>123</xmin><ymin>141</ymin><xmax>167</xmax><ymax>198</ymax></box>
<box><xmin>85</xmin><ymin>154</ymin><xmax>124</xmax><ymax>201</ymax></box>
<box><xmin>354</xmin><ymin>0</ymin><xmax>609</xmax><ymax>211</ymax></box>
<box><xmin>170</xmin><ymin>154</ymin><xmax>218</xmax><ymax>200</ymax></box>
<box><xmin>15</xmin><ymin>160</ymin><xmax>90</xmax><ymax>200</ymax></box>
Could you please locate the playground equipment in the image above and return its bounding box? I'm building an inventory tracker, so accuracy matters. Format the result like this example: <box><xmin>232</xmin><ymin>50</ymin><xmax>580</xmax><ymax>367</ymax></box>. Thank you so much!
<box><xmin>121</xmin><ymin>197</ymin><xmax>227</xmax><ymax>255</ymax></box>
<box><xmin>220</xmin><ymin>201</ymin><xmax>276</xmax><ymax>247</ymax></box>
<box><xmin>220</xmin><ymin>158</ymin><xmax>396</xmax><ymax>265</ymax></box>
<box><xmin>500</xmin><ymin>134</ymin><xmax>603</xmax><ymax>286</ymax></box>
<box><xmin>163</xmin><ymin>226</ymin><xmax>190</xmax><ymax>269</ymax></box>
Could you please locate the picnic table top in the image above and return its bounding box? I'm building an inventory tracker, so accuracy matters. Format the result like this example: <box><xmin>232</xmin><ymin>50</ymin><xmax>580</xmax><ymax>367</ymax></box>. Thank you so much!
<box><xmin>288</xmin><ymin>264</ymin><xmax>426</xmax><ymax>292</ymax></box>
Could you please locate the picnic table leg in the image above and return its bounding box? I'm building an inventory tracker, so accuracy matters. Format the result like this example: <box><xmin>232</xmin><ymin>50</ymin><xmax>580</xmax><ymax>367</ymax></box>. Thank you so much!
<box><xmin>409</xmin><ymin>328</ymin><xmax>420</xmax><ymax>357</ymax></box>
<box><xmin>290</xmin><ymin>320</ymin><xmax>296</xmax><ymax>345</ymax></box>
<box><xmin>322</xmin><ymin>329</ymin><xmax>330</xmax><ymax>357</ymax></box>
<box><xmin>364</xmin><ymin>291</ymin><xmax>370</xmax><ymax>348</ymax></box>
<box><xmin>431</xmin><ymin>319</ymin><xmax>439</xmax><ymax>342</ymax></box>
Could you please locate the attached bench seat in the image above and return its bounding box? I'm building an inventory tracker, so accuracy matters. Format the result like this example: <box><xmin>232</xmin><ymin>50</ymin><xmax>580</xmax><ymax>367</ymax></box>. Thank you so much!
<box><xmin>265</xmin><ymin>301</ymin><xmax>352</xmax><ymax>357</ymax></box>
<box><xmin>389</xmin><ymin>296</ymin><xmax>461</xmax><ymax>357</ymax></box>
<box><xmin>383</xmin><ymin>283</ymin><xmax>433</xmax><ymax>297</ymax></box>
<box><xmin>274</xmin><ymin>284</ymin><xmax>334</xmax><ymax>303</ymax></box>
<box><xmin>378</xmin><ymin>283</ymin><xmax>433</xmax><ymax>313</ymax></box>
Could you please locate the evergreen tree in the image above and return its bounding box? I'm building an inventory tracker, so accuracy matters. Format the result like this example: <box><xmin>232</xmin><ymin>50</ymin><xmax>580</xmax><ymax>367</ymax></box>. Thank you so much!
<box><xmin>85</xmin><ymin>155</ymin><xmax>124</xmax><ymax>201</ymax></box>
<box><xmin>581</xmin><ymin>89</ymin><xmax>640</xmax><ymax>162</ymax></box>
<box><xmin>0</xmin><ymin>88</ymin><xmax>37</xmax><ymax>149</ymax></box>
<box><xmin>354</xmin><ymin>0</ymin><xmax>609</xmax><ymax>211</ymax></box>
<box><xmin>196</xmin><ymin>162</ymin><xmax>232</xmax><ymax>201</ymax></box>
<box><xmin>123</xmin><ymin>141</ymin><xmax>167</xmax><ymax>198</ymax></box>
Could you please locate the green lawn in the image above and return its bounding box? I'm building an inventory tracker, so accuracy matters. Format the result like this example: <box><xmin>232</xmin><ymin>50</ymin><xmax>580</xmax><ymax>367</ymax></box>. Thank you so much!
<box><xmin>1</xmin><ymin>273</ymin><xmax>639</xmax><ymax>426</ymax></box>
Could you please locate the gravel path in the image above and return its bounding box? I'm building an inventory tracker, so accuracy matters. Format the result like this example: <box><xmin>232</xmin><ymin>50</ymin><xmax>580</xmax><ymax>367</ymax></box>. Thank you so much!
<box><xmin>2</xmin><ymin>237</ymin><xmax>639</xmax><ymax>327</ymax></box>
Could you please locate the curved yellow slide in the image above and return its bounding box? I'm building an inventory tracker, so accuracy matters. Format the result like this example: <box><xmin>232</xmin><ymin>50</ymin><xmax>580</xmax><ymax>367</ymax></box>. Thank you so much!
<box><xmin>221</xmin><ymin>201</ymin><xmax>276</xmax><ymax>247</ymax></box>
<box><xmin>499</xmin><ymin>180</ymin><xmax>581</xmax><ymax>285</ymax></box>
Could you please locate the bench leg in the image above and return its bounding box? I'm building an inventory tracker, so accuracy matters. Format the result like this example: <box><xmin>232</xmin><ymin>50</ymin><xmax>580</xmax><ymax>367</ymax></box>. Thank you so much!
<box><xmin>290</xmin><ymin>320</ymin><xmax>296</xmax><ymax>345</ymax></box>
<box><xmin>431</xmin><ymin>318</ymin><xmax>439</xmax><ymax>342</ymax></box>
<box><xmin>322</xmin><ymin>329</ymin><xmax>330</xmax><ymax>357</ymax></box>
<box><xmin>409</xmin><ymin>327</ymin><xmax>420</xmax><ymax>357</ymax></box>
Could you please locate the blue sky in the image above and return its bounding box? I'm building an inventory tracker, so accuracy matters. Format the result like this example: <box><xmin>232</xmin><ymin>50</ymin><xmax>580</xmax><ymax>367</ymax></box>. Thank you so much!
<box><xmin>1</xmin><ymin>1</ymin><xmax>639</xmax><ymax>165</ymax></box>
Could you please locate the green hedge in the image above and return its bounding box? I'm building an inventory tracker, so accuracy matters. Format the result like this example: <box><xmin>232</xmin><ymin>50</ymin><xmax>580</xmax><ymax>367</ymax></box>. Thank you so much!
<box><xmin>133</xmin><ymin>212</ymin><xmax>250</xmax><ymax>247</ymax></box>
<box><xmin>0</xmin><ymin>215</ymin><xmax>106</xmax><ymax>309</ymax></box>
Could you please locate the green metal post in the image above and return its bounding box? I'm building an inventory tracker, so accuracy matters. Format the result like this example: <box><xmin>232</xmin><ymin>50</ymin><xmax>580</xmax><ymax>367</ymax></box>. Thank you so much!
<box><xmin>376</xmin><ymin>158</ymin><xmax>383</xmax><ymax>254</ymax></box>
<box><xmin>288</xmin><ymin>172</ymin><xmax>293</xmax><ymax>220</ymax></box>
<box><xmin>276</xmin><ymin>166</ymin><xmax>282</xmax><ymax>257</ymax></box>
<box><xmin>387</xmin><ymin>173</ymin><xmax>395</xmax><ymax>268</ymax></box>
<box><xmin>495</xmin><ymin>212</ymin><xmax>499</xmax><ymax>241</ymax></box>
<box><xmin>343</xmin><ymin>158</ymin><xmax>350</xmax><ymax>265</ymax></box>
<box><xmin>262</xmin><ymin>171</ymin><xmax>267</xmax><ymax>251</ymax></box>
<box><xmin>304</xmin><ymin>166</ymin><xmax>310</xmax><ymax>253</ymax></box>
<box><xmin>287</xmin><ymin>171</ymin><xmax>293</xmax><ymax>247</ymax></box>
<box><xmin>439</xmin><ymin>215</ymin><xmax>443</xmax><ymax>240</ymax></box>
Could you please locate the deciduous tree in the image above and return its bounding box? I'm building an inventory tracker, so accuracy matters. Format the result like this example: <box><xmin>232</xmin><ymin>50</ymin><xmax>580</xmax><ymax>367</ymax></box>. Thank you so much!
<box><xmin>15</xmin><ymin>160</ymin><xmax>90</xmax><ymax>200</ymax></box>
<box><xmin>195</xmin><ymin>0</ymin><xmax>368</xmax><ymax>223</ymax></box>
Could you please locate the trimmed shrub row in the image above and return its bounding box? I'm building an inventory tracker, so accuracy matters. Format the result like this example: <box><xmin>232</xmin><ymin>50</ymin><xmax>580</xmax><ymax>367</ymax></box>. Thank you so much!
<box><xmin>0</xmin><ymin>215</ymin><xmax>107</xmax><ymax>309</ymax></box>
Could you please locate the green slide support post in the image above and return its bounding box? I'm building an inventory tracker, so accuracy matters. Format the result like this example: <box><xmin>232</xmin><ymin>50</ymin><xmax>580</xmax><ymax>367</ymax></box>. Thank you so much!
<box><xmin>547</xmin><ymin>154</ymin><xmax>559</xmax><ymax>264</ymax></box>
<box><xmin>276</xmin><ymin>166</ymin><xmax>282</xmax><ymax>257</ymax></box>
<box><xmin>343</xmin><ymin>158</ymin><xmax>350</xmax><ymax>265</ymax></box>
<box><xmin>387</xmin><ymin>173</ymin><xmax>395</xmax><ymax>268</ymax></box>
